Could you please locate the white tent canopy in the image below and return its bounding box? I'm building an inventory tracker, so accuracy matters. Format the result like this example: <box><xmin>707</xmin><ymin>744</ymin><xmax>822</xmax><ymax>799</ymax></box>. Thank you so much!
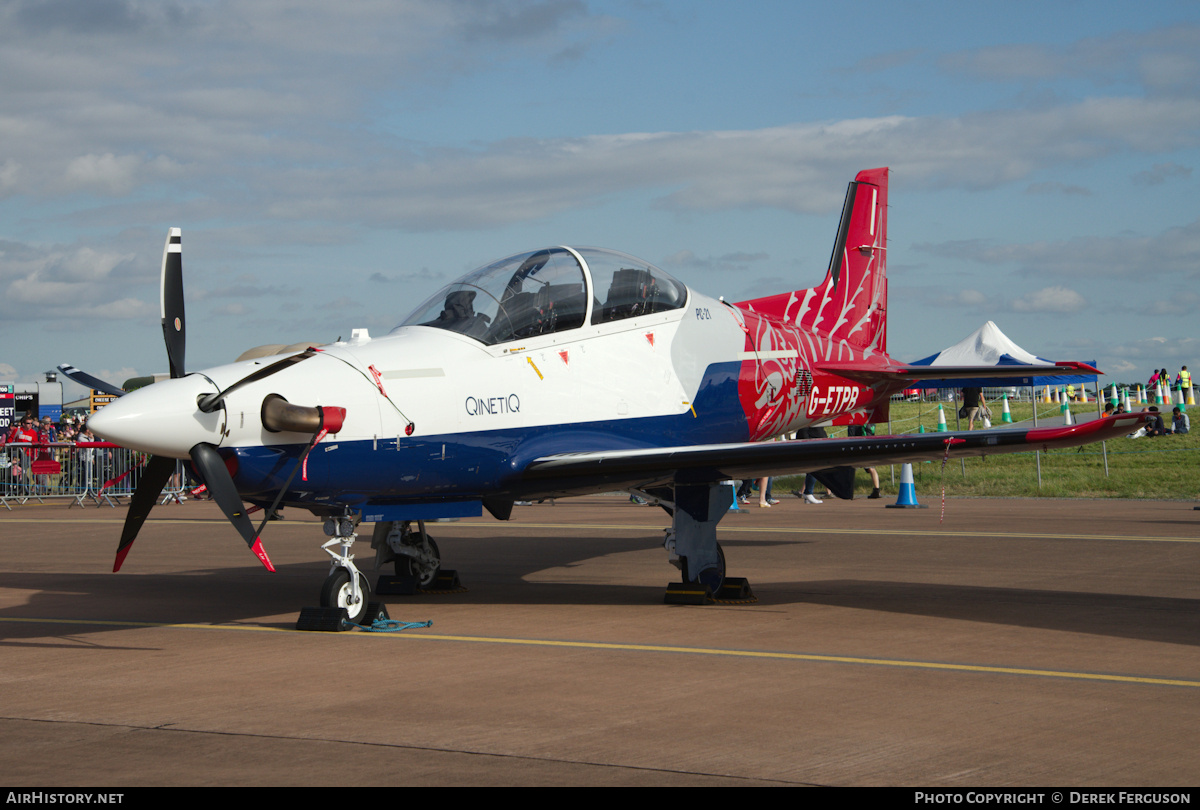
<box><xmin>912</xmin><ymin>321</ymin><xmax>1097</xmax><ymax>388</ymax></box>
<box><xmin>920</xmin><ymin>321</ymin><xmax>1045</xmax><ymax>366</ymax></box>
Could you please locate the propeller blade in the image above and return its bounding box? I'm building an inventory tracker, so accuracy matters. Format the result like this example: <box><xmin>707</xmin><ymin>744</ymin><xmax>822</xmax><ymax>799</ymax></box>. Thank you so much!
<box><xmin>189</xmin><ymin>442</ymin><xmax>275</xmax><ymax>572</ymax></box>
<box><xmin>161</xmin><ymin>228</ymin><xmax>186</xmax><ymax>379</ymax></box>
<box><xmin>114</xmin><ymin>454</ymin><xmax>177</xmax><ymax>572</ymax></box>
<box><xmin>197</xmin><ymin>348</ymin><xmax>317</xmax><ymax>413</ymax></box>
<box><xmin>57</xmin><ymin>364</ymin><xmax>125</xmax><ymax>398</ymax></box>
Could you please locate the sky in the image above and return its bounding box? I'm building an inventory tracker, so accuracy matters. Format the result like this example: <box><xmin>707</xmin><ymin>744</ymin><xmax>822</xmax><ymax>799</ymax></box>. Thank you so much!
<box><xmin>2</xmin><ymin>0</ymin><xmax>1198</xmax><ymax>402</ymax></box>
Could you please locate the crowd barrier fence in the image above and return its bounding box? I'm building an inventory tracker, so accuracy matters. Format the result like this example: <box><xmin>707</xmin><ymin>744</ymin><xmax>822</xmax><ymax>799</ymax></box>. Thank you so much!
<box><xmin>0</xmin><ymin>442</ymin><xmax>188</xmax><ymax>509</ymax></box>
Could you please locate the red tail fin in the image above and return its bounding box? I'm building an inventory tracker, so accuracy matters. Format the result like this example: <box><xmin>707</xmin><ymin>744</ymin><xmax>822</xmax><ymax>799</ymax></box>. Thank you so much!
<box><xmin>739</xmin><ymin>167</ymin><xmax>889</xmax><ymax>359</ymax></box>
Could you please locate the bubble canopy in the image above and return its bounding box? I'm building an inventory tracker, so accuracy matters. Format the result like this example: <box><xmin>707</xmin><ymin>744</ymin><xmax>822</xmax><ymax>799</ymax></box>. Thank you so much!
<box><xmin>395</xmin><ymin>247</ymin><xmax>689</xmax><ymax>346</ymax></box>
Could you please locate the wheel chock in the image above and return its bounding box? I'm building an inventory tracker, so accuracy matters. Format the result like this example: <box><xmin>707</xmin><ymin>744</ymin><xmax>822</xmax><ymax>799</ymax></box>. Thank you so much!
<box><xmin>715</xmin><ymin>577</ymin><xmax>753</xmax><ymax>601</ymax></box>
<box><xmin>665</xmin><ymin>581</ymin><xmax>712</xmax><ymax>605</ymax></box>
<box><xmin>361</xmin><ymin>602</ymin><xmax>390</xmax><ymax>625</ymax></box>
<box><xmin>431</xmin><ymin>569</ymin><xmax>461</xmax><ymax>590</ymax></box>
<box><xmin>375</xmin><ymin>570</ymin><xmax>464</xmax><ymax>595</ymax></box>
<box><xmin>296</xmin><ymin>606</ymin><xmax>351</xmax><ymax>632</ymax></box>
<box><xmin>375</xmin><ymin>574</ymin><xmax>421</xmax><ymax>595</ymax></box>
<box><xmin>665</xmin><ymin>577</ymin><xmax>756</xmax><ymax>605</ymax></box>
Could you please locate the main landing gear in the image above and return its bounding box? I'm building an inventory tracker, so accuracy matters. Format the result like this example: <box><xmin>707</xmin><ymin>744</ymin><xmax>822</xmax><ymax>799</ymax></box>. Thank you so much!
<box><xmin>371</xmin><ymin>520</ymin><xmax>443</xmax><ymax>588</ymax></box>
<box><xmin>660</xmin><ymin>482</ymin><xmax>753</xmax><ymax>604</ymax></box>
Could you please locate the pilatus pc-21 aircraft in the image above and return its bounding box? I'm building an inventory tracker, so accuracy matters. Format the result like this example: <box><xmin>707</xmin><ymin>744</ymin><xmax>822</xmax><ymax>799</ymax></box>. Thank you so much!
<box><xmin>74</xmin><ymin>168</ymin><xmax>1142</xmax><ymax>621</ymax></box>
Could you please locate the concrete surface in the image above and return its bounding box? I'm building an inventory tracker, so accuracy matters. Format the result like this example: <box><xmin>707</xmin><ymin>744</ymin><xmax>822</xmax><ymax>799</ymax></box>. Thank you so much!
<box><xmin>1</xmin><ymin>491</ymin><xmax>1198</xmax><ymax>786</ymax></box>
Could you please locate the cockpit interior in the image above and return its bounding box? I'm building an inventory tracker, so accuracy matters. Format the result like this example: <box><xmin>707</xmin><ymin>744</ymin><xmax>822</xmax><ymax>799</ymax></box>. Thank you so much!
<box><xmin>396</xmin><ymin>247</ymin><xmax>689</xmax><ymax>346</ymax></box>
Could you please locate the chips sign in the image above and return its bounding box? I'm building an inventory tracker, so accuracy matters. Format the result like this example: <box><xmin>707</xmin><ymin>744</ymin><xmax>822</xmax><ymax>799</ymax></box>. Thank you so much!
<box><xmin>90</xmin><ymin>391</ymin><xmax>119</xmax><ymax>412</ymax></box>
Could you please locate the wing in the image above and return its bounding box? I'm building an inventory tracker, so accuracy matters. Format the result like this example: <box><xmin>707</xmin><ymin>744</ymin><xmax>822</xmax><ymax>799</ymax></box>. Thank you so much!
<box><xmin>518</xmin><ymin>413</ymin><xmax>1145</xmax><ymax>497</ymax></box>
<box><xmin>814</xmin><ymin>360</ymin><xmax>1101</xmax><ymax>387</ymax></box>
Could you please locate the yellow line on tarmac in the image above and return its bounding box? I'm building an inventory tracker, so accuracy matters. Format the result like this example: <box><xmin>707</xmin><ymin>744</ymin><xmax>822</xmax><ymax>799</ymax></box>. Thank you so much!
<box><xmin>2</xmin><ymin>616</ymin><xmax>1197</xmax><ymax>689</ymax></box>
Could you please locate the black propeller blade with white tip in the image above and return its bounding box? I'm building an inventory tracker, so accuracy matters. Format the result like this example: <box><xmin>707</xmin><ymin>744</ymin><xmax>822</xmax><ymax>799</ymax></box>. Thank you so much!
<box><xmin>190</xmin><ymin>442</ymin><xmax>275</xmax><ymax>572</ymax></box>
<box><xmin>161</xmin><ymin>227</ymin><xmax>186</xmax><ymax>379</ymax></box>
<box><xmin>113</xmin><ymin>455</ymin><xmax>176</xmax><ymax>572</ymax></box>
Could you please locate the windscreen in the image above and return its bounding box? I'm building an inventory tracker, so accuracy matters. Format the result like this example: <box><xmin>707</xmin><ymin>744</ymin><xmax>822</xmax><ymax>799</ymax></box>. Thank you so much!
<box><xmin>395</xmin><ymin>248</ymin><xmax>588</xmax><ymax>346</ymax></box>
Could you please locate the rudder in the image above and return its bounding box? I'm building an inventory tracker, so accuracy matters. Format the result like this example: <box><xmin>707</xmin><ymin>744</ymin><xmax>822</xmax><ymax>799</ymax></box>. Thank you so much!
<box><xmin>739</xmin><ymin>167</ymin><xmax>889</xmax><ymax>359</ymax></box>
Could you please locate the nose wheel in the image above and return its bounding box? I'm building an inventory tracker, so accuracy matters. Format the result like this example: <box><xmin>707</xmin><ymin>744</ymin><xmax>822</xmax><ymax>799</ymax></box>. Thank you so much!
<box><xmin>320</xmin><ymin>568</ymin><xmax>370</xmax><ymax>624</ymax></box>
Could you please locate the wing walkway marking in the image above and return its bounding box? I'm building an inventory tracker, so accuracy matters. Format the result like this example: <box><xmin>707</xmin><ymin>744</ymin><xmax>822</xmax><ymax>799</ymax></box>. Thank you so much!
<box><xmin>2</xmin><ymin>616</ymin><xmax>1197</xmax><ymax>690</ymax></box>
<box><xmin>4</xmin><ymin>517</ymin><xmax>1196</xmax><ymax>545</ymax></box>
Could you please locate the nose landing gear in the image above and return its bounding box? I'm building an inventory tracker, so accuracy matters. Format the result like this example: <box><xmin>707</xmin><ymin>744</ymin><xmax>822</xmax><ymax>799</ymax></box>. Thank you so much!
<box><xmin>318</xmin><ymin>514</ymin><xmax>371</xmax><ymax>624</ymax></box>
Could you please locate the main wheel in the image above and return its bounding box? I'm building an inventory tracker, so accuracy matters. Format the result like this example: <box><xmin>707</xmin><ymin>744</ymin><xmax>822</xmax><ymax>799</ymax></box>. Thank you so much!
<box><xmin>687</xmin><ymin>542</ymin><xmax>726</xmax><ymax>594</ymax></box>
<box><xmin>320</xmin><ymin>568</ymin><xmax>370</xmax><ymax>624</ymax></box>
<box><xmin>396</xmin><ymin>536</ymin><xmax>441</xmax><ymax>587</ymax></box>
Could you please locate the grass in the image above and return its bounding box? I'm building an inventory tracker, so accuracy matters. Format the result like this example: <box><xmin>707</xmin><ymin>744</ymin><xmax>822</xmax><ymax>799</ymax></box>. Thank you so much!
<box><xmin>773</xmin><ymin>398</ymin><xmax>1200</xmax><ymax>501</ymax></box>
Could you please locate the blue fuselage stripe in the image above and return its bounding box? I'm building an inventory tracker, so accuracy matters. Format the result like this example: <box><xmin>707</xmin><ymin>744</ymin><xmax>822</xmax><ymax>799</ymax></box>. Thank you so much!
<box><xmin>229</xmin><ymin>362</ymin><xmax>746</xmax><ymax>509</ymax></box>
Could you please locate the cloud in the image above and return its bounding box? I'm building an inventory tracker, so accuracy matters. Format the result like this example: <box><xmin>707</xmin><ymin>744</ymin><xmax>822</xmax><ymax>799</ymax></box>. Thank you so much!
<box><xmin>458</xmin><ymin>0</ymin><xmax>588</xmax><ymax>43</ymax></box>
<box><xmin>193</xmin><ymin>275</ymin><xmax>299</xmax><ymax>300</ymax></box>
<box><xmin>322</xmin><ymin>296</ymin><xmax>363</xmax><ymax>312</ymax></box>
<box><xmin>1133</xmin><ymin>162</ymin><xmax>1192</xmax><ymax>185</ymax></box>
<box><xmin>63</xmin><ymin>152</ymin><xmax>143</xmax><ymax>194</ymax></box>
<box><xmin>931</xmin><ymin>289</ymin><xmax>990</xmax><ymax>308</ymax></box>
<box><xmin>1106</xmin><ymin>336</ymin><xmax>1200</xmax><ymax>360</ymax></box>
<box><xmin>368</xmin><ymin>268</ymin><xmax>444</xmax><ymax>283</ymax></box>
<box><xmin>914</xmin><ymin>219</ymin><xmax>1200</xmax><ymax>278</ymax></box>
<box><xmin>939</xmin><ymin>24</ymin><xmax>1200</xmax><ymax>97</ymax></box>
<box><xmin>0</xmin><ymin>238</ymin><xmax>154</xmax><ymax>321</ymax></box>
<box><xmin>1132</xmin><ymin>291</ymin><xmax>1200</xmax><ymax>317</ymax></box>
<box><xmin>212</xmin><ymin>303</ymin><xmax>249</xmax><ymax>317</ymax></box>
<box><xmin>1010</xmin><ymin>286</ymin><xmax>1087</xmax><ymax>313</ymax></box>
<box><xmin>3</xmin><ymin>9</ymin><xmax>1200</xmax><ymax>229</ymax></box>
<box><xmin>1025</xmin><ymin>181</ymin><xmax>1091</xmax><ymax>196</ymax></box>
<box><xmin>661</xmin><ymin>250</ymin><xmax>770</xmax><ymax>273</ymax></box>
<box><xmin>842</xmin><ymin>48</ymin><xmax>925</xmax><ymax>75</ymax></box>
<box><xmin>231</xmin><ymin>96</ymin><xmax>1200</xmax><ymax>233</ymax></box>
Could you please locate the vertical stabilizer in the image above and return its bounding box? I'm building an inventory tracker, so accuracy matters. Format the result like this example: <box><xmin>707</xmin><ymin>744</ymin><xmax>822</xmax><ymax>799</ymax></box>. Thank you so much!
<box><xmin>739</xmin><ymin>167</ymin><xmax>889</xmax><ymax>360</ymax></box>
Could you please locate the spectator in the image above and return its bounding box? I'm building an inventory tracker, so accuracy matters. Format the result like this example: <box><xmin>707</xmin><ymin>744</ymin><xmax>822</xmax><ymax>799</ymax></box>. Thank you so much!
<box><xmin>1145</xmin><ymin>406</ymin><xmax>1168</xmax><ymax>437</ymax></box>
<box><xmin>6</xmin><ymin>416</ymin><xmax>37</xmax><ymax>444</ymax></box>
<box><xmin>7</xmin><ymin>417</ymin><xmax>39</xmax><ymax>494</ymax></box>
<box><xmin>848</xmin><ymin>423</ymin><xmax>882</xmax><ymax>499</ymax></box>
<box><xmin>963</xmin><ymin>387</ymin><xmax>988</xmax><ymax>430</ymax></box>
<box><xmin>1171</xmin><ymin>407</ymin><xmax>1189</xmax><ymax>435</ymax></box>
<box><xmin>791</xmin><ymin>427</ymin><xmax>827</xmax><ymax>504</ymax></box>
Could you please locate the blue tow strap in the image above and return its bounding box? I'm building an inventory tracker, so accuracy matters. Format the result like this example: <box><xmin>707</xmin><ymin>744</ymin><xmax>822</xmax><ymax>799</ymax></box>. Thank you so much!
<box><xmin>359</xmin><ymin>619</ymin><xmax>433</xmax><ymax>633</ymax></box>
